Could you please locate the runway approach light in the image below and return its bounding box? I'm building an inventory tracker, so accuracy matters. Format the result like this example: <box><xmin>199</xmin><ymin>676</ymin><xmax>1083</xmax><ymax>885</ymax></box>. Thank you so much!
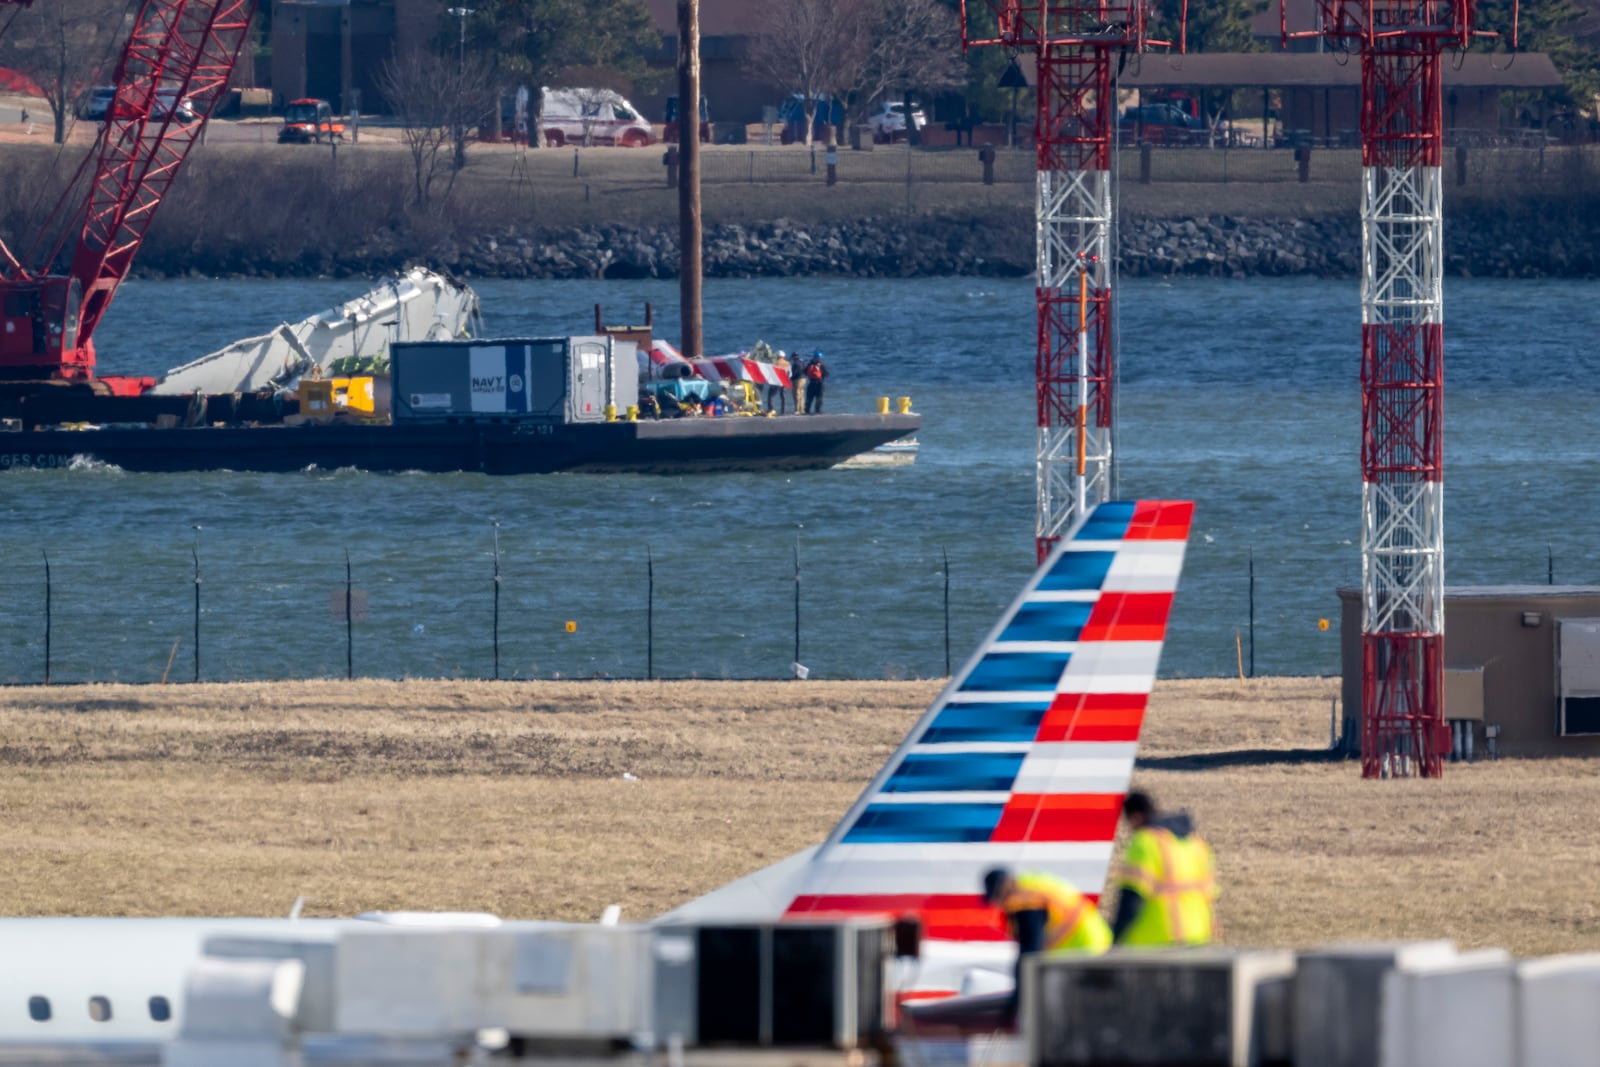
<box><xmin>565</xmin><ymin>621</ymin><xmax>578</xmax><ymax>633</ymax></box>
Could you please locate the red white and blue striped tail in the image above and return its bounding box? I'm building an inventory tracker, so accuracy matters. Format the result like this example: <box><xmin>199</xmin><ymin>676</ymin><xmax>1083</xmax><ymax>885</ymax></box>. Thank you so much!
<box><xmin>779</xmin><ymin>500</ymin><xmax>1192</xmax><ymax>942</ymax></box>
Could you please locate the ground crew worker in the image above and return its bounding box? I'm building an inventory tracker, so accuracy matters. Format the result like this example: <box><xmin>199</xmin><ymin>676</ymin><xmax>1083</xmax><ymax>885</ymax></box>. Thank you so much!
<box><xmin>1110</xmin><ymin>790</ymin><xmax>1217</xmax><ymax>947</ymax></box>
<box><xmin>983</xmin><ymin>867</ymin><xmax>1111</xmax><ymax>1021</ymax></box>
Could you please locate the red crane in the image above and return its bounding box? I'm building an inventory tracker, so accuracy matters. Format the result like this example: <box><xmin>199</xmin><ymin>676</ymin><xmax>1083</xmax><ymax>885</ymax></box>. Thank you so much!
<box><xmin>0</xmin><ymin>0</ymin><xmax>255</xmax><ymax>389</ymax></box>
<box><xmin>960</xmin><ymin>1</ymin><xmax>1183</xmax><ymax>563</ymax></box>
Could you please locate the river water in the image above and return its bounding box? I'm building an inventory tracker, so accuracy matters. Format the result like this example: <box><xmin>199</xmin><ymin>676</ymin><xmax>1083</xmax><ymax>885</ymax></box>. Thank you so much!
<box><xmin>0</xmin><ymin>274</ymin><xmax>1595</xmax><ymax>685</ymax></box>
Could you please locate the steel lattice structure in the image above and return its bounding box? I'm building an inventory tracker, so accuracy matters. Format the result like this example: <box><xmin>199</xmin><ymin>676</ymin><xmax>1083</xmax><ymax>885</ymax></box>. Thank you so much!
<box><xmin>962</xmin><ymin>1</ymin><xmax>1180</xmax><ymax>563</ymax></box>
<box><xmin>0</xmin><ymin>0</ymin><xmax>254</xmax><ymax>380</ymax></box>
<box><xmin>1289</xmin><ymin>0</ymin><xmax>1510</xmax><ymax>778</ymax></box>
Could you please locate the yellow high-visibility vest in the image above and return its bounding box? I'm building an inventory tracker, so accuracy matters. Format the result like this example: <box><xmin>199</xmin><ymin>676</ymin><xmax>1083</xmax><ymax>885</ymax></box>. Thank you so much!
<box><xmin>1114</xmin><ymin>827</ymin><xmax>1217</xmax><ymax>946</ymax></box>
<box><xmin>1005</xmin><ymin>871</ymin><xmax>1112</xmax><ymax>955</ymax></box>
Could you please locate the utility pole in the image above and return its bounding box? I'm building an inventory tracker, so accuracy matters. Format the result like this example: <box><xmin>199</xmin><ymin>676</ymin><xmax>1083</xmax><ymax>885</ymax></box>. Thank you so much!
<box><xmin>447</xmin><ymin>6</ymin><xmax>474</xmax><ymax>170</ymax></box>
<box><xmin>677</xmin><ymin>0</ymin><xmax>703</xmax><ymax>360</ymax></box>
<box><xmin>448</xmin><ymin>6</ymin><xmax>472</xmax><ymax>71</ymax></box>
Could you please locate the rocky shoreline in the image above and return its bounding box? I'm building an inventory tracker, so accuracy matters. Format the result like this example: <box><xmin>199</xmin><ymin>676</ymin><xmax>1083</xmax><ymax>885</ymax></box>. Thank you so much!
<box><xmin>140</xmin><ymin>209</ymin><xmax>1600</xmax><ymax>281</ymax></box>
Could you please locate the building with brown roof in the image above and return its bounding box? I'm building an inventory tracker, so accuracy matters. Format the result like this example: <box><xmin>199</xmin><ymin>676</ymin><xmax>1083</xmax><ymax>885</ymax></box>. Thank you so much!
<box><xmin>1118</xmin><ymin>51</ymin><xmax>1563</xmax><ymax>145</ymax></box>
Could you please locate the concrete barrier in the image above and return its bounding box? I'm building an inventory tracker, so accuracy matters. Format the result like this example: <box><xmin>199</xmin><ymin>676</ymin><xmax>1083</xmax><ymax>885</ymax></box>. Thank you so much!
<box><xmin>1379</xmin><ymin>949</ymin><xmax>1513</xmax><ymax>1067</ymax></box>
<box><xmin>1024</xmin><ymin>949</ymin><xmax>1295</xmax><ymax>1067</ymax></box>
<box><xmin>1292</xmin><ymin>941</ymin><xmax>1458</xmax><ymax>1067</ymax></box>
<box><xmin>1516</xmin><ymin>953</ymin><xmax>1600</xmax><ymax>1067</ymax></box>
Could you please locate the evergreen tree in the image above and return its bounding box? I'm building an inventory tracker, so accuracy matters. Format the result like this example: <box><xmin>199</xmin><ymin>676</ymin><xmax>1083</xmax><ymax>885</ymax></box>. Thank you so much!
<box><xmin>463</xmin><ymin>0</ymin><xmax>660</xmax><ymax>93</ymax></box>
<box><xmin>1480</xmin><ymin>0</ymin><xmax>1600</xmax><ymax>105</ymax></box>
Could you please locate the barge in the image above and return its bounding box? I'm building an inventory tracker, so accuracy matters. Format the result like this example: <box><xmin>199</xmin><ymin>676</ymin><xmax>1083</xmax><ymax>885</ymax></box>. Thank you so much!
<box><xmin>0</xmin><ymin>412</ymin><xmax>920</xmax><ymax>474</ymax></box>
<box><xmin>0</xmin><ymin>274</ymin><xmax>919</xmax><ymax>475</ymax></box>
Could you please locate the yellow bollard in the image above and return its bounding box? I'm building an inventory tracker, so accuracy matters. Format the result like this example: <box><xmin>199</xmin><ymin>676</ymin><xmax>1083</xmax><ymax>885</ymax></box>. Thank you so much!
<box><xmin>897</xmin><ymin>396</ymin><xmax>912</xmax><ymax>414</ymax></box>
<box><xmin>626</xmin><ymin>405</ymin><xmax>639</xmax><ymax>422</ymax></box>
<box><xmin>877</xmin><ymin>397</ymin><xmax>890</xmax><ymax>415</ymax></box>
<box><xmin>605</xmin><ymin>403</ymin><xmax>617</xmax><ymax>422</ymax></box>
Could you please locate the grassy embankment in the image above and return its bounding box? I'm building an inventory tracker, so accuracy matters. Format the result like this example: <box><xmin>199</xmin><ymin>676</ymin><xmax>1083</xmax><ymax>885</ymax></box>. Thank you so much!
<box><xmin>1</xmin><ymin>675</ymin><xmax>1596</xmax><ymax>957</ymax></box>
<box><xmin>0</xmin><ymin>133</ymin><xmax>1370</xmax><ymax>271</ymax></box>
<box><xmin>3</xmin><ymin>127</ymin><xmax>1597</xmax><ymax>273</ymax></box>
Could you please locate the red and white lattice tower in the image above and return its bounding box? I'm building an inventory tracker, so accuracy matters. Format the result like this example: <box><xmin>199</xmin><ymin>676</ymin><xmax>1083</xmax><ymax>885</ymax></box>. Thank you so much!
<box><xmin>961</xmin><ymin>2</ymin><xmax>1182</xmax><ymax>563</ymax></box>
<box><xmin>1287</xmin><ymin>0</ymin><xmax>1511</xmax><ymax>778</ymax></box>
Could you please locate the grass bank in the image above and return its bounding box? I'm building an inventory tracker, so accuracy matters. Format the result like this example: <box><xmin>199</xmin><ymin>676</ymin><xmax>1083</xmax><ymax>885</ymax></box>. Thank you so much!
<box><xmin>4</xmin><ymin>134</ymin><xmax>1599</xmax><ymax>276</ymax></box>
<box><xmin>1</xmin><ymin>675</ymin><xmax>1595</xmax><ymax>956</ymax></box>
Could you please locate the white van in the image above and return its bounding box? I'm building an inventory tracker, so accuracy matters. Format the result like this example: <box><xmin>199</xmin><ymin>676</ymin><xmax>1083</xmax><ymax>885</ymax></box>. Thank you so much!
<box><xmin>540</xmin><ymin>88</ymin><xmax>654</xmax><ymax>148</ymax></box>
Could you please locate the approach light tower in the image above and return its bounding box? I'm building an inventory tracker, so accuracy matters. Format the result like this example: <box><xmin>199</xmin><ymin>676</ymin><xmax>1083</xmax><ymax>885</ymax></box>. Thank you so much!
<box><xmin>1286</xmin><ymin>0</ymin><xmax>1512</xmax><ymax>778</ymax></box>
<box><xmin>961</xmin><ymin>1</ymin><xmax>1183</xmax><ymax>563</ymax></box>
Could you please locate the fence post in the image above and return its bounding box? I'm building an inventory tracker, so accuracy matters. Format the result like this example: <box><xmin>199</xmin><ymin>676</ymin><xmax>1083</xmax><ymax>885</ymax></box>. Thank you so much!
<box><xmin>1549</xmin><ymin>543</ymin><xmax>1554</xmax><ymax>585</ymax></box>
<box><xmin>942</xmin><ymin>546</ymin><xmax>951</xmax><ymax>677</ymax></box>
<box><xmin>1455</xmin><ymin>143</ymin><xmax>1469</xmax><ymax>187</ymax></box>
<box><xmin>1248</xmin><ymin>547</ymin><xmax>1256</xmax><ymax>678</ymax></box>
<box><xmin>1139</xmin><ymin>142</ymin><xmax>1152</xmax><ymax>184</ymax></box>
<box><xmin>573</xmin><ymin>147</ymin><xmax>580</xmax><ymax>177</ymax></box>
<box><xmin>345</xmin><ymin>550</ymin><xmax>354</xmax><ymax>681</ymax></box>
<box><xmin>42</xmin><ymin>550</ymin><xmax>50</xmax><ymax>685</ymax></box>
<box><xmin>492</xmin><ymin>522</ymin><xmax>501</xmax><ymax>681</ymax></box>
<box><xmin>750</xmin><ymin>151</ymin><xmax>756</xmax><ymax>183</ymax></box>
<box><xmin>192</xmin><ymin>525</ymin><xmax>202</xmax><ymax>683</ymax></box>
<box><xmin>792</xmin><ymin>539</ymin><xmax>801</xmax><ymax>676</ymax></box>
<box><xmin>647</xmin><ymin>545</ymin><xmax>655</xmax><ymax>681</ymax></box>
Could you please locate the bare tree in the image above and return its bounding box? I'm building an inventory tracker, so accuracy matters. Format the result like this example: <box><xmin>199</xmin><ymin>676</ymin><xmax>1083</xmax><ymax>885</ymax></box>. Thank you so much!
<box><xmin>376</xmin><ymin>48</ymin><xmax>495</xmax><ymax>210</ymax></box>
<box><xmin>844</xmin><ymin>0</ymin><xmax>965</xmax><ymax>140</ymax></box>
<box><xmin>744</xmin><ymin>0</ymin><xmax>870</xmax><ymax>146</ymax></box>
<box><xmin>0</xmin><ymin>0</ymin><xmax>128</xmax><ymax>144</ymax></box>
<box><xmin>568</xmin><ymin>85</ymin><xmax>613</xmax><ymax>147</ymax></box>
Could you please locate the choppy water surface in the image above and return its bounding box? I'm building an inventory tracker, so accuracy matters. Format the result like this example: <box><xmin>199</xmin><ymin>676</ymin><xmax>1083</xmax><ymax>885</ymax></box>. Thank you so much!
<box><xmin>1</xmin><ymin>274</ymin><xmax>1596</xmax><ymax>683</ymax></box>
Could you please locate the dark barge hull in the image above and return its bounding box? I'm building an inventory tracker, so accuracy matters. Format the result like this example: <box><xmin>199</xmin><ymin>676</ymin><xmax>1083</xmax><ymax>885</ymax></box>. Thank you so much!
<box><xmin>0</xmin><ymin>413</ymin><xmax>922</xmax><ymax>474</ymax></box>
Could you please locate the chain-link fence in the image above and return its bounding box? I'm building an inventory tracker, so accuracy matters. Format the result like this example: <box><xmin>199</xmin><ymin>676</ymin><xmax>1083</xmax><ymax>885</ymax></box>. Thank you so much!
<box><xmin>560</xmin><ymin>140</ymin><xmax>1600</xmax><ymax>193</ymax></box>
<box><xmin>0</xmin><ymin>539</ymin><xmax>986</xmax><ymax>686</ymax></box>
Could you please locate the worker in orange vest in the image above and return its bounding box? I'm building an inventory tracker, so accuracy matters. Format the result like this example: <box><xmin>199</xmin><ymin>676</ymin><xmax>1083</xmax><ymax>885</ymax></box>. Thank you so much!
<box><xmin>983</xmin><ymin>866</ymin><xmax>1111</xmax><ymax>1022</ymax></box>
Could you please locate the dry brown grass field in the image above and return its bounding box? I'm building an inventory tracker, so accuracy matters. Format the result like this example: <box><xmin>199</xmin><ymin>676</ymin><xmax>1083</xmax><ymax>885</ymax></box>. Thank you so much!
<box><xmin>1</xmin><ymin>676</ymin><xmax>1596</xmax><ymax>957</ymax></box>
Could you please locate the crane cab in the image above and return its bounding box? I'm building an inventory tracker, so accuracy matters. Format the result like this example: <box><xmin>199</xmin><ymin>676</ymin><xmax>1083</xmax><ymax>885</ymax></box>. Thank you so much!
<box><xmin>0</xmin><ymin>277</ymin><xmax>89</xmax><ymax>381</ymax></box>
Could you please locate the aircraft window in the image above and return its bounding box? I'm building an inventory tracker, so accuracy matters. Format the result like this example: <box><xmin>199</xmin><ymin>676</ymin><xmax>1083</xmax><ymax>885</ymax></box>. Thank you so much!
<box><xmin>88</xmin><ymin>996</ymin><xmax>112</xmax><ymax>1022</ymax></box>
<box><xmin>148</xmin><ymin>996</ymin><xmax>171</xmax><ymax>1022</ymax></box>
<box><xmin>27</xmin><ymin>996</ymin><xmax>50</xmax><ymax>1022</ymax></box>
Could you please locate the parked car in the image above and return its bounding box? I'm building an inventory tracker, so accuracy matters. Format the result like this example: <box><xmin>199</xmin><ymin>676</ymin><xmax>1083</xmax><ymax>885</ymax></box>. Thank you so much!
<box><xmin>868</xmin><ymin>100</ymin><xmax>927</xmax><ymax>140</ymax></box>
<box><xmin>95</xmin><ymin>86</ymin><xmax>198</xmax><ymax>123</ymax></box>
<box><xmin>777</xmin><ymin>94</ymin><xmax>844</xmax><ymax>144</ymax></box>
<box><xmin>74</xmin><ymin>85</ymin><xmax>116</xmax><ymax>121</ymax></box>
<box><xmin>1119</xmin><ymin>103</ymin><xmax>1205</xmax><ymax>144</ymax></box>
<box><xmin>664</xmin><ymin>95</ymin><xmax>711</xmax><ymax>143</ymax></box>
<box><xmin>542</xmin><ymin>87</ymin><xmax>654</xmax><ymax>147</ymax></box>
<box><xmin>152</xmin><ymin>87</ymin><xmax>197</xmax><ymax>123</ymax></box>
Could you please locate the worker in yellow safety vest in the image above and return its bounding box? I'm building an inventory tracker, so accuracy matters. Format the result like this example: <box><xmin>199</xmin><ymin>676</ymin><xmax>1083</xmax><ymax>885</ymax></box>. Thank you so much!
<box><xmin>983</xmin><ymin>866</ymin><xmax>1110</xmax><ymax>1022</ymax></box>
<box><xmin>1110</xmin><ymin>790</ymin><xmax>1217</xmax><ymax>947</ymax></box>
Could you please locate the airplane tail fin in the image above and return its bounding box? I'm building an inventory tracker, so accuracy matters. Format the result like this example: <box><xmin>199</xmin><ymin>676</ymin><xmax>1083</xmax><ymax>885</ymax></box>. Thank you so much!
<box><xmin>779</xmin><ymin>500</ymin><xmax>1193</xmax><ymax>942</ymax></box>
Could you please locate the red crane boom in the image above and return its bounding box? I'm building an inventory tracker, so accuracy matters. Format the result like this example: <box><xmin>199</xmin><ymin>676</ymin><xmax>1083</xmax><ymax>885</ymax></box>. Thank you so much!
<box><xmin>0</xmin><ymin>0</ymin><xmax>255</xmax><ymax>383</ymax></box>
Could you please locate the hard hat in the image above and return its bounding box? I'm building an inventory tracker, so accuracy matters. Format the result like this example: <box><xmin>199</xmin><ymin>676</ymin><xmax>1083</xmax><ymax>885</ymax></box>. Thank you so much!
<box><xmin>813</xmin><ymin>350</ymin><xmax>824</xmax><ymax>358</ymax></box>
<box><xmin>982</xmin><ymin>867</ymin><xmax>1011</xmax><ymax>905</ymax></box>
